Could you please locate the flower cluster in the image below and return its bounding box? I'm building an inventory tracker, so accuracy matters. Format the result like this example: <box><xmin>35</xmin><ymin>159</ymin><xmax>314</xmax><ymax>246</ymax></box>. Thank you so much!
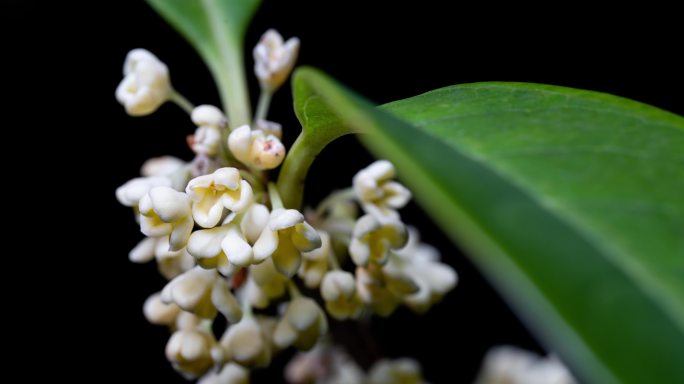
<box><xmin>116</xmin><ymin>29</ymin><xmax>456</xmax><ymax>383</ymax></box>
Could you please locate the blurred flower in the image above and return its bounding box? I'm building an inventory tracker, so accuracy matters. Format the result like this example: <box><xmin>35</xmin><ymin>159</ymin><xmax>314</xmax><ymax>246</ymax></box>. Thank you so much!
<box><xmin>349</xmin><ymin>214</ymin><xmax>407</xmax><ymax>267</ymax></box>
<box><xmin>353</xmin><ymin>160</ymin><xmax>411</xmax><ymax>222</ymax></box>
<box><xmin>253</xmin><ymin>29</ymin><xmax>300</xmax><ymax>92</ymax></box>
<box><xmin>116</xmin><ymin>49</ymin><xmax>171</xmax><ymax>116</ymax></box>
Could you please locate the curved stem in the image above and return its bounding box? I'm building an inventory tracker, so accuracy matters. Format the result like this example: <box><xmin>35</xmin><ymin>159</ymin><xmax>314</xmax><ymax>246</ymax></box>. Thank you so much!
<box><xmin>276</xmin><ymin>133</ymin><xmax>317</xmax><ymax>209</ymax></box>
<box><xmin>170</xmin><ymin>90</ymin><xmax>194</xmax><ymax>114</ymax></box>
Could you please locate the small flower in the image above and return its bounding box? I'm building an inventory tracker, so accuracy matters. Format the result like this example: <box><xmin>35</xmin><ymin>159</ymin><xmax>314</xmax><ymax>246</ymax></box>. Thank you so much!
<box><xmin>143</xmin><ymin>292</ymin><xmax>181</xmax><ymax>327</ymax></box>
<box><xmin>367</xmin><ymin>358</ymin><xmax>425</xmax><ymax>384</ymax></box>
<box><xmin>116</xmin><ymin>176</ymin><xmax>171</xmax><ymax>207</ymax></box>
<box><xmin>253</xmin><ymin>29</ymin><xmax>300</xmax><ymax>92</ymax></box>
<box><xmin>298</xmin><ymin>231</ymin><xmax>332</xmax><ymax>288</ymax></box>
<box><xmin>393</xmin><ymin>228</ymin><xmax>458</xmax><ymax>313</ymax></box>
<box><xmin>128</xmin><ymin>236</ymin><xmax>194</xmax><ymax>279</ymax></box>
<box><xmin>141</xmin><ymin>156</ymin><xmax>186</xmax><ymax>178</ymax></box>
<box><xmin>348</xmin><ymin>214</ymin><xmax>407</xmax><ymax>267</ymax></box>
<box><xmin>198</xmin><ymin>363</ymin><xmax>249</xmax><ymax>384</ymax></box>
<box><xmin>353</xmin><ymin>160</ymin><xmax>411</xmax><ymax>222</ymax></box>
<box><xmin>253</xmin><ymin>208</ymin><xmax>322</xmax><ymax>277</ymax></box>
<box><xmin>162</xmin><ymin>266</ymin><xmax>242</xmax><ymax>321</ymax></box>
<box><xmin>139</xmin><ymin>187</ymin><xmax>193</xmax><ymax>251</ymax></box>
<box><xmin>228</xmin><ymin>125</ymin><xmax>286</xmax><ymax>170</ymax></box>
<box><xmin>165</xmin><ymin>328</ymin><xmax>217</xmax><ymax>379</ymax></box>
<box><xmin>187</xmin><ymin>204</ymin><xmax>270</xmax><ymax>272</ymax></box>
<box><xmin>190</xmin><ymin>105</ymin><xmax>226</xmax><ymax>156</ymax></box>
<box><xmin>355</xmin><ymin>266</ymin><xmax>402</xmax><ymax>317</ymax></box>
<box><xmin>115</xmin><ymin>49</ymin><xmax>171</xmax><ymax>116</ymax></box>
<box><xmin>320</xmin><ymin>271</ymin><xmax>363</xmax><ymax>320</ymax></box>
<box><xmin>245</xmin><ymin>258</ymin><xmax>289</xmax><ymax>309</ymax></box>
<box><xmin>186</xmin><ymin>167</ymin><xmax>253</xmax><ymax>228</ymax></box>
<box><xmin>220</xmin><ymin>317</ymin><xmax>272</xmax><ymax>368</ymax></box>
<box><xmin>273</xmin><ymin>297</ymin><xmax>328</xmax><ymax>351</ymax></box>
<box><xmin>475</xmin><ymin>346</ymin><xmax>577</xmax><ymax>384</ymax></box>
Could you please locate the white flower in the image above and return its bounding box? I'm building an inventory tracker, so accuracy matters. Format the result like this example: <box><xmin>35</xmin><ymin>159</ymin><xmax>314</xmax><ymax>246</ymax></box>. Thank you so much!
<box><xmin>298</xmin><ymin>231</ymin><xmax>332</xmax><ymax>288</ymax></box>
<box><xmin>190</xmin><ymin>105</ymin><xmax>226</xmax><ymax>156</ymax></box>
<box><xmin>475</xmin><ymin>346</ymin><xmax>577</xmax><ymax>384</ymax></box>
<box><xmin>367</xmin><ymin>358</ymin><xmax>425</xmax><ymax>384</ymax></box>
<box><xmin>162</xmin><ymin>266</ymin><xmax>242</xmax><ymax>321</ymax></box>
<box><xmin>116</xmin><ymin>176</ymin><xmax>171</xmax><ymax>207</ymax></box>
<box><xmin>228</xmin><ymin>125</ymin><xmax>286</xmax><ymax>170</ymax></box>
<box><xmin>166</xmin><ymin>328</ymin><xmax>217</xmax><ymax>379</ymax></box>
<box><xmin>286</xmin><ymin>345</ymin><xmax>365</xmax><ymax>384</ymax></box>
<box><xmin>128</xmin><ymin>236</ymin><xmax>194</xmax><ymax>279</ymax></box>
<box><xmin>353</xmin><ymin>160</ymin><xmax>411</xmax><ymax>222</ymax></box>
<box><xmin>138</xmin><ymin>187</ymin><xmax>193</xmax><ymax>251</ymax></box>
<box><xmin>116</xmin><ymin>49</ymin><xmax>171</xmax><ymax>116</ymax></box>
<box><xmin>348</xmin><ymin>214</ymin><xmax>407</xmax><ymax>266</ymax></box>
<box><xmin>253</xmin><ymin>29</ymin><xmax>300</xmax><ymax>92</ymax></box>
<box><xmin>220</xmin><ymin>317</ymin><xmax>272</xmax><ymax>368</ymax></box>
<box><xmin>355</xmin><ymin>266</ymin><xmax>402</xmax><ymax>317</ymax></box>
<box><xmin>245</xmin><ymin>258</ymin><xmax>289</xmax><ymax>309</ymax></box>
<box><xmin>141</xmin><ymin>156</ymin><xmax>186</xmax><ymax>177</ymax></box>
<box><xmin>320</xmin><ymin>271</ymin><xmax>363</xmax><ymax>320</ymax></box>
<box><xmin>187</xmin><ymin>204</ymin><xmax>270</xmax><ymax>272</ymax></box>
<box><xmin>198</xmin><ymin>363</ymin><xmax>249</xmax><ymax>384</ymax></box>
<box><xmin>393</xmin><ymin>228</ymin><xmax>457</xmax><ymax>313</ymax></box>
<box><xmin>186</xmin><ymin>167</ymin><xmax>253</xmax><ymax>228</ymax></box>
<box><xmin>143</xmin><ymin>292</ymin><xmax>181</xmax><ymax>327</ymax></box>
<box><xmin>273</xmin><ymin>297</ymin><xmax>327</xmax><ymax>351</ymax></box>
<box><xmin>253</xmin><ymin>208</ymin><xmax>322</xmax><ymax>277</ymax></box>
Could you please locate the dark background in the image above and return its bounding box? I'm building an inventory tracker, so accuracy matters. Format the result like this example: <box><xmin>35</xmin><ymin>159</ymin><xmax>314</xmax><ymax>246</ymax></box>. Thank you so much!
<box><xmin>14</xmin><ymin>1</ymin><xmax>681</xmax><ymax>382</ymax></box>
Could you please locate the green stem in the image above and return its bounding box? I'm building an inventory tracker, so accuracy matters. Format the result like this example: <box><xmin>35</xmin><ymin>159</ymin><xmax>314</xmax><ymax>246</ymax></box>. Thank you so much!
<box><xmin>276</xmin><ymin>134</ymin><xmax>317</xmax><ymax>209</ymax></box>
<box><xmin>169</xmin><ymin>90</ymin><xmax>194</xmax><ymax>114</ymax></box>
<box><xmin>254</xmin><ymin>91</ymin><xmax>272</xmax><ymax>122</ymax></box>
<box><xmin>287</xmin><ymin>281</ymin><xmax>302</xmax><ymax>298</ymax></box>
<box><xmin>202</xmin><ymin>0</ymin><xmax>251</xmax><ymax>128</ymax></box>
<box><xmin>268</xmin><ymin>182</ymin><xmax>284</xmax><ymax>210</ymax></box>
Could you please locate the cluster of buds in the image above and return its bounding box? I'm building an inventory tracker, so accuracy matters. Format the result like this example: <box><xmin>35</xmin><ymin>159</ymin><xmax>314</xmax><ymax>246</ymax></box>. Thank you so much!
<box><xmin>116</xmin><ymin>28</ymin><xmax>457</xmax><ymax>383</ymax></box>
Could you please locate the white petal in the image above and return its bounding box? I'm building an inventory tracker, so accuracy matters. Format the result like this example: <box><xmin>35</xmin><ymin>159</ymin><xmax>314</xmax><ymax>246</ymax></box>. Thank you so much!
<box><xmin>187</xmin><ymin>226</ymin><xmax>230</xmax><ymax>259</ymax></box>
<box><xmin>169</xmin><ymin>217</ymin><xmax>193</xmax><ymax>251</ymax></box>
<box><xmin>228</xmin><ymin>125</ymin><xmax>253</xmax><ymax>164</ymax></box>
<box><xmin>129</xmin><ymin>237</ymin><xmax>157</xmax><ymax>263</ymax></box>
<box><xmin>213</xmin><ymin>167</ymin><xmax>241</xmax><ymax>190</ymax></box>
<box><xmin>253</xmin><ymin>229</ymin><xmax>278</xmax><ymax>262</ymax></box>
<box><xmin>191</xmin><ymin>105</ymin><xmax>225</xmax><ymax>127</ymax></box>
<box><xmin>211</xmin><ymin>279</ymin><xmax>242</xmax><ymax>323</ymax></box>
<box><xmin>148</xmin><ymin>187</ymin><xmax>190</xmax><ymax>222</ymax></box>
<box><xmin>292</xmin><ymin>222</ymin><xmax>322</xmax><ymax>252</ymax></box>
<box><xmin>221</xmin><ymin>226</ymin><xmax>254</xmax><ymax>267</ymax></box>
<box><xmin>349</xmin><ymin>238</ymin><xmax>370</xmax><ymax>266</ymax></box>
<box><xmin>240</xmin><ymin>203</ymin><xmax>270</xmax><ymax>244</ymax></box>
<box><xmin>269</xmin><ymin>208</ymin><xmax>304</xmax><ymax>230</ymax></box>
<box><xmin>141</xmin><ymin>156</ymin><xmax>185</xmax><ymax>177</ymax></box>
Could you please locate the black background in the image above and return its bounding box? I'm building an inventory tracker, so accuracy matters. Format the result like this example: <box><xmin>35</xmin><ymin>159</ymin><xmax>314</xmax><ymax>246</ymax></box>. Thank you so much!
<box><xmin>14</xmin><ymin>1</ymin><xmax>682</xmax><ymax>383</ymax></box>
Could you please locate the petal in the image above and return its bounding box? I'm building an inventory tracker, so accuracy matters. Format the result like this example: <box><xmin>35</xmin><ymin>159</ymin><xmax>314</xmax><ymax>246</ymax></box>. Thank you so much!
<box><xmin>211</xmin><ymin>279</ymin><xmax>242</xmax><ymax>323</ymax></box>
<box><xmin>269</xmin><ymin>208</ymin><xmax>304</xmax><ymax>230</ymax></box>
<box><xmin>186</xmin><ymin>174</ymin><xmax>214</xmax><ymax>200</ymax></box>
<box><xmin>228</xmin><ymin>125</ymin><xmax>253</xmax><ymax>164</ymax></box>
<box><xmin>349</xmin><ymin>238</ymin><xmax>370</xmax><ymax>266</ymax></box>
<box><xmin>169</xmin><ymin>217</ymin><xmax>193</xmax><ymax>251</ymax></box>
<box><xmin>187</xmin><ymin>226</ymin><xmax>230</xmax><ymax>259</ymax></box>
<box><xmin>272</xmin><ymin>236</ymin><xmax>301</xmax><ymax>277</ymax></box>
<box><xmin>383</xmin><ymin>181</ymin><xmax>411</xmax><ymax>208</ymax></box>
<box><xmin>253</xmin><ymin>229</ymin><xmax>279</xmax><ymax>262</ymax></box>
<box><xmin>140</xmin><ymin>214</ymin><xmax>173</xmax><ymax>237</ymax></box>
<box><xmin>141</xmin><ymin>156</ymin><xmax>185</xmax><ymax>177</ymax></box>
<box><xmin>192</xmin><ymin>197</ymin><xmax>224</xmax><ymax>228</ymax></box>
<box><xmin>273</xmin><ymin>319</ymin><xmax>297</xmax><ymax>349</ymax></box>
<box><xmin>191</xmin><ymin>105</ymin><xmax>225</xmax><ymax>127</ymax></box>
<box><xmin>224</xmin><ymin>180</ymin><xmax>253</xmax><ymax>213</ymax></box>
<box><xmin>221</xmin><ymin>225</ymin><xmax>254</xmax><ymax>267</ymax></box>
<box><xmin>129</xmin><ymin>237</ymin><xmax>157</xmax><ymax>263</ymax></box>
<box><xmin>240</xmin><ymin>203</ymin><xmax>270</xmax><ymax>244</ymax></box>
<box><xmin>292</xmin><ymin>222</ymin><xmax>322</xmax><ymax>252</ymax></box>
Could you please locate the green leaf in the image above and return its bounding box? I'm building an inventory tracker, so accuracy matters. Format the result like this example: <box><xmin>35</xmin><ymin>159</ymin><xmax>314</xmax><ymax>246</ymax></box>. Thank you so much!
<box><xmin>291</xmin><ymin>67</ymin><xmax>684</xmax><ymax>383</ymax></box>
<box><xmin>146</xmin><ymin>0</ymin><xmax>260</xmax><ymax>126</ymax></box>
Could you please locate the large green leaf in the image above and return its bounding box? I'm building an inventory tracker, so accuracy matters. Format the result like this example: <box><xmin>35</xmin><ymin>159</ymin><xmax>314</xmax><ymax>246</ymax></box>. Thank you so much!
<box><xmin>291</xmin><ymin>67</ymin><xmax>684</xmax><ymax>383</ymax></box>
<box><xmin>146</xmin><ymin>0</ymin><xmax>260</xmax><ymax>126</ymax></box>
